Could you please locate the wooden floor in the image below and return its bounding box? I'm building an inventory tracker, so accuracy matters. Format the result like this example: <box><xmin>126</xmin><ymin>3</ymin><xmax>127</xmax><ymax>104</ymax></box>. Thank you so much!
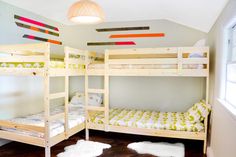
<box><xmin>0</xmin><ymin>130</ymin><xmax>205</xmax><ymax>157</ymax></box>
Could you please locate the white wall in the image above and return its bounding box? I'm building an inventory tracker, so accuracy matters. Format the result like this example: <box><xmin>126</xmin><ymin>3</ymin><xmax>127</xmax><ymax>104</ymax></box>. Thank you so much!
<box><xmin>207</xmin><ymin>0</ymin><xmax>236</xmax><ymax>157</ymax></box>
<box><xmin>64</xmin><ymin>19</ymin><xmax>208</xmax><ymax>111</ymax></box>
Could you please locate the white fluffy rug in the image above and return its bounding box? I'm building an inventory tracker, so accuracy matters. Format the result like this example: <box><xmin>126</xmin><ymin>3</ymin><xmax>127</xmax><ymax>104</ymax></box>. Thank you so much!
<box><xmin>128</xmin><ymin>141</ymin><xmax>185</xmax><ymax>157</ymax></box>
<box><xmin>57</xmin><ymin>140</ymin><xmax>111</xmax><ymax>157</ymax></box>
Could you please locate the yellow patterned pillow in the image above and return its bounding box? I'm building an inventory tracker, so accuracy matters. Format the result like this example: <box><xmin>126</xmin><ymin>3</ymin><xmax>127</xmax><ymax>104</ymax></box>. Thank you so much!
<box><xmin>186</xmin><ymin>100</ymin><xmax>211</xmax><ymax>123</ymax></box>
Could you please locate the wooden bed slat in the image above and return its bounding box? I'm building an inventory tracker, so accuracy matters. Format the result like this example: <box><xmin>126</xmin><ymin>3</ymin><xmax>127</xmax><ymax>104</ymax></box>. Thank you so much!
<box><xmin>88</xmin><ymin>88</ymin><xmax>105</xmax><ymax>94</ymax></box>
<box><xmin>0</xmin><ymin>130</ymin><xmax>45</xmax><ymax>147</ymax></box>
<box><xmin>0</xmin><ymin>120</ymin><xmax>45</xmax><ymax>133</ymax></box>
<box><xmin>88</xmin><ymin>123</ymin><xmax>206</xmax><ymax>140</ymax></box>
<box><xmin>0</xmin><ymin>43</ymin><xmax>49</xmax><ymax>55</ymax></box>
<box><xmin>108</xmin><ymin>58</ymin><xmax>178</xmax><ymax>65</ymax></box>
<box><xmin>0</xmin><ymin>56</ymin><xmax>46</xmax><ymax>62</ymax></box>
<box><xmin>49</xmin><ymin>92</ymin><xmax>66</xmax><ymax>100</ymax></box>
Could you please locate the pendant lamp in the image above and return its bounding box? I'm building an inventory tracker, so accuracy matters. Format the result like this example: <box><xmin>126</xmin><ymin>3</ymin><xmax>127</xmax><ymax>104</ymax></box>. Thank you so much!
<box><xmin>68</xmin><ymin>0</ymin><xmax>105</xmax><ymax>24</ymax></box>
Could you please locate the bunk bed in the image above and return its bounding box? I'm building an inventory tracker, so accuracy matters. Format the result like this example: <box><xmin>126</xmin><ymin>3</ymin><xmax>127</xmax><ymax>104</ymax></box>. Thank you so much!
<box><xmin>85</xmin><ymin>47</ymin><xmax>210</xmax><ymax>154</ymax></box>
<box><xmin>0</xmin><ymin>43</ymin><xmax>89</xmax><ymax>157</ymax></box>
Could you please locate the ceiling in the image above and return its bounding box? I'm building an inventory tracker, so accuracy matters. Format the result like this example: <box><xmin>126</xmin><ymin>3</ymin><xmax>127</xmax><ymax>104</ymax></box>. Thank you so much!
<box><xmin>2</xmin><ymin>0</ymin><xmax>229</xmax><ymax>32</ymax></box>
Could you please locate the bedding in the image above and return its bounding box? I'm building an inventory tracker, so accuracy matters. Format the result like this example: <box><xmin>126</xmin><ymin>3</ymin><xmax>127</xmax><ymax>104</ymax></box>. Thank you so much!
<box><xmin>0</xmin><ymin>61</ymin><xmax>85</xmax><ymax>69</ymax></box>
<box><xmin>88</xmin><ymin>64</ymin><xmax>204</xmax><ymax>70</ymax></box>
<box><xmin>187</xmin><ymin>100</ymin><xmax>211</xmax><ymax>123</ymax></box>
<box><xmin>90</xmin><ymin>108</ymin><xmax>204</xmax><ymax>132</ymax></box>
<box><xmin>0</xmin><ymin>106</ymin><xmax>85</xmax><ymax>138</ymax></box>
<box><xmin>70</xmin><ymin>92</ymin><xmax>103</xmax><ymax>107</ymax></box>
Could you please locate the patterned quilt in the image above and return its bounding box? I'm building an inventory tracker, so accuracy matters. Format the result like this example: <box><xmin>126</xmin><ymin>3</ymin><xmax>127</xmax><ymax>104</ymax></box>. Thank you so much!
<box><xmin>90</xmin><ymin>108</ymin><xmax>204</xmax><ymax>132</ymax></box>
<box><xmin>0</xmin><ymin>61</ymin><xmax>85</xmax><ymax>69</ymax></box>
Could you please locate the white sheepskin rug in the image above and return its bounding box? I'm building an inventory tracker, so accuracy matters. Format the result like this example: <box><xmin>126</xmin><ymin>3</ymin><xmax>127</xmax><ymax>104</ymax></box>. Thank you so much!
<box><xmin>57</xmin><ymin>140</ymin><xmax>111</xmax><ymax>157</ymax></box>
<box><xmin>127</xmin><ymin>141</ymin><xmax>185</xmax><ymax>157</ymax></box>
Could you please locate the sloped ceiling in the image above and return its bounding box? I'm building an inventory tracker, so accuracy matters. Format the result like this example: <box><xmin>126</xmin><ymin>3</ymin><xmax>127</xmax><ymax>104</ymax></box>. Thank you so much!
<box><xmin>1</xmin><ymin>0</ymin><xmax>229</xmax><ymax>32</ymax></box>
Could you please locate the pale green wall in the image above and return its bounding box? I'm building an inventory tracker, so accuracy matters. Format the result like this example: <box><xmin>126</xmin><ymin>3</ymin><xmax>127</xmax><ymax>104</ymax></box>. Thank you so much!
<box><xmin>207</xmin><ymin>0</ymin><xmax>236</xmax><ymax>157</ymax></box>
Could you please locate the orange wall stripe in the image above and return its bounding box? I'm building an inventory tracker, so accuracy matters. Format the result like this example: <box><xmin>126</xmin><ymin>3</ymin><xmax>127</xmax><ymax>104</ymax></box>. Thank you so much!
<box><xmin>47</xmin><ymin>39</ymin><xmax>62</xmax><ymax>45</ymax></box>
<box><xmin>110</xmin><ymin>33</ymin><xmax>165</xmax><ymax>38</ymax></box>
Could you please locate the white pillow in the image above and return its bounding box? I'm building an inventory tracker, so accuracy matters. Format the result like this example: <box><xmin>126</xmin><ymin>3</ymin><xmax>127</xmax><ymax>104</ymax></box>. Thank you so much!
<box><xmin>188</xmin><ymin>39</ymin><xmax>206</xmax><ymax>69</ymax></box>
<box><xmin>88</xmin><ymin>93</ymin><xmax>103</xmax><ymax>106</ymax></box>
<box><xmin>69</xmin><ymin>92</ymin><xmax>103</xmax><ymax>107</ymax></box>
<box><xmin>70</xmin><ymin>92</ymin><xmax>85</xmax><ymax>108</ymax></box>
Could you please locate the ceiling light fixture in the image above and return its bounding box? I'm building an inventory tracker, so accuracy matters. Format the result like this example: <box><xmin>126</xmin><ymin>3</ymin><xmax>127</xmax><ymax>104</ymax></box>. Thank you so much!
<box><xmin>68</xmin><ymin>0</ymin><xmax>105</xmax><ymax>24</ymax></box>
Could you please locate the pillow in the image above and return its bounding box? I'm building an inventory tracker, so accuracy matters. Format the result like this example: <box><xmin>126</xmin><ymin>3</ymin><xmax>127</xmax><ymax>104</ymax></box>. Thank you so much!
<box><xmin>186</xmin><ymin>100</ymin><xmax>211</xmax><ymax>123</ymax></box>
<box><xmin>70</xmin><ymin>92</ymin><xmax>84</xmax><ymax>106</ymax></box>
<box><xmin>188</xmin><ymin>39</ymin><xmax>206</xmax><ymax>69</ymax></box>
<box><xmin>69</xmin><ymin>92</ymin><xmax>103</xmax><ymax>107</ymax></box>
<box><xmin>88</xmin><ymin>93</ymin><xmax>103</xmax><ymax>106</ymax></box>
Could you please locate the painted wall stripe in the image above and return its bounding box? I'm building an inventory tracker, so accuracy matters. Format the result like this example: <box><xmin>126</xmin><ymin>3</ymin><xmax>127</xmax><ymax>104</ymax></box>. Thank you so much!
<box><xmin>14</xmin><ymin>15</ymin><xmax>59</xmax><ymax>31</ymax></box>
<box><xmin>15</xmin><ymin>22</ymin><xmax>59</xmax><ymax>37</ymax></box>
<box><xmin>23</xmin><ymin>35</ymin><xmax>62</xmax><ymax>45</ymax></box>
<box><xmin>87</xmin><ymin>41</ymin><xmax>136</xmax><ymax>46</ymax></box>
<box><xmin>96</xmin><ymin>26</ymin><xmax>150</xmax><ymax>32</ymax></box>
<box><xmin>110</xmin><ymin>33</ymin><xmax>165</xmax><ymax>38</ymax></box>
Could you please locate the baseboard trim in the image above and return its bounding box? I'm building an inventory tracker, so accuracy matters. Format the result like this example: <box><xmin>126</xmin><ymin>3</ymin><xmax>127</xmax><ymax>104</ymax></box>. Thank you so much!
<box><xmin>0</xmin><ymin>139</ymin><xmax>11</xmax><ymax>147</ymax></box>
<box><xmin>207</xmin><ymin>147</ymin><xmax>214</xmax><ymax>157</ymax></box>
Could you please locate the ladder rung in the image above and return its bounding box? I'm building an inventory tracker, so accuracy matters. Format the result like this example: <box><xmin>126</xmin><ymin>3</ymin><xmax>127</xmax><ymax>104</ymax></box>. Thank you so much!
<box><xmin>49</xmin><ymin>113</ymin><xmax>65</xmax><ymax>121</ymax></box>
<box><xmin>87</xmin><ymin>89</ymin><xmax>105</xmax><ymax>94</ymax></box>
<box><xmin>49</xmin><ymin>92</ymin><xmax>66</xmax><ymax>100</ymax></box>
<box><xmin>86</xmin><ymin>106</ymin><xmax>105</xmax><ymax>111</ymax></box>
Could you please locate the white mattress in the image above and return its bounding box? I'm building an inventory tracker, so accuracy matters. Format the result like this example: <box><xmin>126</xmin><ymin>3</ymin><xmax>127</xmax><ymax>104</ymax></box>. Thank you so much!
<box><xmin>0</xmin><ymin>106</ymin><xmax>85</xmax><ymax>138</ymax></box>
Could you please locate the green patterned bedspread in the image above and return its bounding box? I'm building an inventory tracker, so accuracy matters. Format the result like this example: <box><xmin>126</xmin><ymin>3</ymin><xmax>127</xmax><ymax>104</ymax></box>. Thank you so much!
<box><xmin>0</xmin><ymin>61</ymin><xmax>85</xmax><ymax>69</ymax></box>
<box><xmin>91</xmin><ymin>108</ymin><xmax>204</xmax><ymax>132</ymax></box>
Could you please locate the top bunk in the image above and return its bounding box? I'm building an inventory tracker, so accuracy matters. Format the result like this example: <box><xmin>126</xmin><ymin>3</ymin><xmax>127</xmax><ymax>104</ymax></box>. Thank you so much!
<box><xmin>0</xmin><ymin>43</ymin><xmax>89</xmax><ymax>77</ymax></box>
<box><xmin>87</xmin><ymin>47</ymin><xmax>209</xmax><ymax>77</ymax></box>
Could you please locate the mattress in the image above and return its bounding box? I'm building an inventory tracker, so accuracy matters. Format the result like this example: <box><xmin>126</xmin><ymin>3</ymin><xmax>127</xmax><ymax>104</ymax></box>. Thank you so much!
<box><xmin>90</xmin><ymin>108</ymin><xmax>204</xmax><ymax>132</ymax></box>
<box><xmin>0</xmin><ymin>106</ymin><xmax>85</xmax><ymax>138</ymax></box>
<box><xmin>0</xmin><ymin>61</ymin><xmax>85</xmax><ymax>69</ymax></box>
<box><xmin>88</xmin><ymin>63</ymin><xmax>204</xmax><ymax>69</ymax></box>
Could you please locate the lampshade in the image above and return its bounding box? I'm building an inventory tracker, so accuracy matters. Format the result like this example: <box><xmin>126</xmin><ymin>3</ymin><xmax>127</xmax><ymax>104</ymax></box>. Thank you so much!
<box><xmin>68</xmin><ymin>0</ymin><xmax>105</xmax><ymax>24</ymax></box>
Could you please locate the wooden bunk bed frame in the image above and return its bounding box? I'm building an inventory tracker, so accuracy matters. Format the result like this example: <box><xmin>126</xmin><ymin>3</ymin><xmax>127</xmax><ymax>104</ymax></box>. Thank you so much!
<box><xmin>0</xmin><ymin>43</ymin><xmax>88</xmax><ymax>157</ymax></box>
<box><xmin>85</xmin><ymin>47</ymin><xmax>210</xmax><ymax>154</ymax></box>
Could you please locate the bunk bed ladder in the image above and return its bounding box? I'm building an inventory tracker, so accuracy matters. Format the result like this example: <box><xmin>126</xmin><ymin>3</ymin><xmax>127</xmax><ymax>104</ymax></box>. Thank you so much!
<box><xmin>44</xmin><ymin>44</ymin><xmax>69</xmax><ymax>157</ymax></box>
<box><xmin>85</xmin><ymin>50</ymin><xmax>109</xmax><ymax>140</ymax></box>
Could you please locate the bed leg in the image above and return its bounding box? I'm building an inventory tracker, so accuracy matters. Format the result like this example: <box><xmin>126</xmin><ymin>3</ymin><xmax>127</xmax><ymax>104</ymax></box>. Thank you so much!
<box><xmin>45</xmin><ymin>146</ymin><xmax>51</xmax><ymax>157</ymax></box>
<box><xmin>203</xmin><ymin>139</ymin><xmax>207</xmax><ymax>154</ymax></box>
<box><xmin>86</xmin><ymin>128</ymin><xmax>89</xmax><ymax>140</ymax></box>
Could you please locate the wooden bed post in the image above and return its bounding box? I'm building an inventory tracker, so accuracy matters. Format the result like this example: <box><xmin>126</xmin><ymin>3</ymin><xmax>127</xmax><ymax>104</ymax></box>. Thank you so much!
<box><xmin>104</xmin><ymin>50</ymin><xmax>109</xmax><ymax>131</ymax></box>
<box><xmin>85</xmin><ymin>51</ymin><xmax>89</xmax><ymax>140</ymax></box>
<box><xmin>44</xmin><ymin>43</ymin><xmax>51</xmax><ymax>157</ymax></box>
<box><xmin>64</xmin><ymin>47</ymin><xmax>69</xmax><ymax>138</ymax></box>
<box><xmin>203</xmin><ymin>47</ymin><xmax>210</xmax><ymax>154</ymax></box>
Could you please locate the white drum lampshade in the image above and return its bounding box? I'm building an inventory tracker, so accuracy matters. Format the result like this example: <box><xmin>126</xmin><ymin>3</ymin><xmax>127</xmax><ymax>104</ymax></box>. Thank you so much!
<box><xmin>68</xmin><ymin>0</ymin><xmax>105</xmax><ymax>24</ymax></box>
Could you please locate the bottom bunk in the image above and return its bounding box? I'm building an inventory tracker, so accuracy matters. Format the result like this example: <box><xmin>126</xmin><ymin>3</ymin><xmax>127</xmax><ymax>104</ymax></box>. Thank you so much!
<box><xmin>0</xmin><ymin>106</ymin><xmax>85</xmax><ymax>147</ymax></box>
<box><xmin>87</xmin><ymin>101</ymin><xmax>211</xmax><ymax>153</ymax></box>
